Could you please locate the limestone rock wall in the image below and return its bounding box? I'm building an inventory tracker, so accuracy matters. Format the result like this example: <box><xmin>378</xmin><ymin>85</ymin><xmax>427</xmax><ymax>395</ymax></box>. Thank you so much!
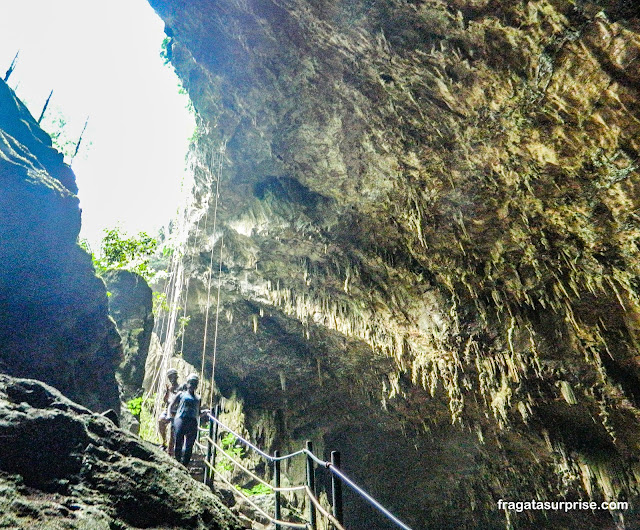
<box><xmin>0</xmin><ymin>79</ymin><xmax>121</xmax><ymax>412</ymax></box>
<box><xmin>0</xmin><ymin>374</ymin><xmax>243</xmax><ymax>529</ymax></box>
<box><xmin>103</xmin><ymin>269</ymin><xmax>154</xmax><ymax>401</ymax></box>
<box><xmin>148</xmin><ymin>0</ymin><xmax>640</xmax><ymax>528</ymax></box>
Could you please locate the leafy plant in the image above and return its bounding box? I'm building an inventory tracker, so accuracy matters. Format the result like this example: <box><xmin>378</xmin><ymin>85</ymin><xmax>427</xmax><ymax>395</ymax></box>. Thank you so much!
<box><xmin>138</xmin><ymin>393</ymin><xmax>161</xmax><ymax>444</ymax></box>
<box><xmin>189</xmin><ymin>125</ymin><xmax>201</xmax><ymax>144</ymax></box>
<box><xmin>215</xmin><ymin>433</ymin><xmax>275</xmax><ymax>495</ymax></box>
<box><xmin>217</xmin><ymin>432</ymin><xmax>245</xmax><ymax>473</ymax></box>
<box><xmin>41</xmin><ymin>110</ymin><xmax>76</xmax><ymax>159</ymax></box>
<box><xmin>96</xmin><ymin>227</ymin><xmax>158</xmax><ymax>280</ymax></box>
<box><xmin>40</xmin><ymin>109</ymin><xmax>92</xmax><ymax>162</ymax></box>
<box><xmin>153</xmin><ymin>292</ymin><xmax>170</xmax><ymax>315</ymax></box>
<box><xmin>126</xmin><ymin>396</ymin><xmax>144</xmax><ymax>419</ymax></box>
<box><xmin>160</xmin><ymin>36</ymin><xmax>172</xmax><ymax>65</ymax></box>
<box><xmin>124</xmin><ymin>395</ymin><xmax>160</xmax><ymax>442</ymax></box>
<box><xmin>238</xmin><ymin>483</ymin><xmax>273</xmax><ymax>496</ymax></box>
<box><xmin>177</xmin><ymin>315</ymin><xmax>191</xmax><ymax>338</ymax></box>
<box><xmin>177</xmin><ymin>82</ymin><xmax>195</xmax><ymax>115</ymax></box>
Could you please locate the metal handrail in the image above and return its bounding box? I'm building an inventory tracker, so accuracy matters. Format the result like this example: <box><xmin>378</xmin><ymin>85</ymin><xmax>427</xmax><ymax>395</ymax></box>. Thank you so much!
<box><xmin>206</xmin><ymin>414</ymin><xmax>306</xmax><ymax>462</ymax></box>
<box><xmin>303</xmin><ymin>485</ymin><xmax>346</xmax><ymax>530</ymax></box>
<box><xmin>204</xmin><ymin>411</ymin><xmax>415</xmax><ymax>530</ymax></box>
<box><xmin>201</xmin><ymin>456</ymin><xmax>310</xmax><ymax>529</ymax></box>
<box><xmin>328</xmin><ymin>466</ymin><xmax>413</xmax><ymax>530</ymax></box>
<box><xmin>205</xmin><ymin>436</ymin><xmax>306</xmax><ymax>493</ymax></box>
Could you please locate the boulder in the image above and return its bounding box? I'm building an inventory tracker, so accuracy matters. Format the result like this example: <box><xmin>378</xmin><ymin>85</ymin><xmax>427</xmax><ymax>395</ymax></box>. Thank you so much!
<box><xmin>0</xmin><ymin>374</ymin><xmax>244</xmax><ymax>530</ymax></box>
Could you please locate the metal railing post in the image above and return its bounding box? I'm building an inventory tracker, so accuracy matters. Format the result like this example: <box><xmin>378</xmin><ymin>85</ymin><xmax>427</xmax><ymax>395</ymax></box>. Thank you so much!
<box><xmin>274</xmin><ymin>450</ymin><xmax>281</xmax><ymax>530</ymax></box>
<box><xmin>331</xmin><ymin>451</ymin><xmax>344</xmax><ymax>528</ymax></box>
<box><xmin>306</xmin><ymin>441</ymin><xmax>317</xmax><ymax>530</ymax></box>
<box><xmin>211</xmin><ymin>404</ymin><xmax>220</xmax><ymax>479</ymax></box>
<box><xmin>204</xmin><ymin>415</ymin><xmax>214</xmax><ymax>486</ymax></box>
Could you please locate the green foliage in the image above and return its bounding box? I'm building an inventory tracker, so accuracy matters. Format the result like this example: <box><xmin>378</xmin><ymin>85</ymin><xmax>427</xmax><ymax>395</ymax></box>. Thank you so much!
<box><xmin>189</xmin><ymin>125</ymin><xmax>201</xmax><ymax>144</ymax></box>
<box><xmin>41</xmin><ymin>110</ymin><xmax>76</xmax><ymax>159</ymax></box>
<box><xmin>216</xmin><ymin>432</ymin><xmax>245</xmax><ymax>473</ymax></box>
<box><xmin>96</xmin><ymin>227</ymin><xmax>158</xmax><ymax>280</ymax></box>
<box><xmin>153</xmin><ymin>292</ymin><xmax>170</xmax><ymax>315</ymax></box>
<box><xmin>40</xmin><ymin>109</ymin><xmax>92</xmax><ymax>162</ymax></box>
<box><xmin>137</xmin><ymin>394</ymin><xmax>162</xmax><ymax>444</ymax></box>
<box><xmin>216</xmin><ymin>433</ymin><xmax>274</xmax><ymax>495</ymax></box>
<box><xmin>126</xmin><ymin>396</ymin><xmax>144</xmax><ymax>418</ymax></box>
<box><xmin>80</xmin><ymin>238</ymin><xmax>105</xmax><ymax>275</ymax></box>
<box><xmin>238</xmin><ymin>483</ymin><xmax>273</xmax><ymax>496</ymax></box>
<box><xmin>126</xmin><ymin>394</ymin><xmax>161</xmax><ymax>443</ymax></box>
<box><xmin>177</xmin><ymin>82</ymin><xmax>195</xmax><ymax>115</ymax></box>
<box><xmin>177</xmin><ymin>315</ymin><xmax>191</xmax><ymax>338</ymax></box>
<box><xmin>160</xmin><ymin>37</ymin><xmax>171</xmax><ymax>65</ymax></box>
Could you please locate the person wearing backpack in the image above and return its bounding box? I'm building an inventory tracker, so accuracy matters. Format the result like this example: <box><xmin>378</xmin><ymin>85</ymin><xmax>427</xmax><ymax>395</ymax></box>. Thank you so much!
<box><xmin>169</xmin><ymin>373</ymin><xmax>201</xmax><ymax>466</ymax></box>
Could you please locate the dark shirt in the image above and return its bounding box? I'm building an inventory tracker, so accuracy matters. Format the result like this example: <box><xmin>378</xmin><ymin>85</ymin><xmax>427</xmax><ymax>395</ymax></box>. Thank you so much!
<box><xmin>175</xmin><ymin>391</ymin><xmax>200</xmax><ymax>420</ymax></box>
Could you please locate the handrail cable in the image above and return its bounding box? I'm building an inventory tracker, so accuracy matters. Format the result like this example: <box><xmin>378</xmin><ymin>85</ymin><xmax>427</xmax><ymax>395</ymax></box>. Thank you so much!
<box><xmin>303</xmin><ymin>485</ymin><xmax>347</xmax><ymax>530</ymax></box>
<box><xmin>200</xmin><ymin>454</ymin><xmax>310</xmax><ymax>530</ymax></box>
<box><xmin>196</xmin><ymin>429</ymin><xmax>343</xmax><ymax>529</ymax></box>
<box><xmin>206</xmin><ymin>414</ymin><xmax>305</xmax><ymax>462</ymax></box>
<box><xmin>201</xmin><ymin>437</ymin><xmax>306</xmax><ymax>493</ymax></box>
<box><xmin>328</xmin><ymin>466</ymin><xmax>413</xmax><ymax>530</ymax></box>
<box><xmin>302</xmin><ymin>448</ymin><xmax>329</xmax><ymax>468</ymax></box>
<box><xmin>204</xmin><ymin>411</ymin><xmax>415</xmax><ymax>530</ymax></box>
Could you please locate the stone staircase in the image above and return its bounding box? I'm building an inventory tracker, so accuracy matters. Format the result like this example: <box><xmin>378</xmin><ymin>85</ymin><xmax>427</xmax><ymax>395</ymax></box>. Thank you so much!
<box><xmin>187</xmin><ymin>449</ymin><xmax>206</xmax><ymax>483</ymax></box>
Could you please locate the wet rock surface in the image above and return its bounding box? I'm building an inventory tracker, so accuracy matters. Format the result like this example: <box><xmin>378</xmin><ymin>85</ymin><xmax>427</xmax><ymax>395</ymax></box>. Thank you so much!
<box><xmin>0</xmin><ymin>374</ymin><xmax>244</xmax><ymax>530</ymax></box>
<box><xmin>146</xmin><ymin>0</ymin><xmax>640</xmax><ymax>527</ymax></box>
<box><xmin>0</xmin><ymin>78</ymin><xmax>121</xmax><ymax>412</ymax></box>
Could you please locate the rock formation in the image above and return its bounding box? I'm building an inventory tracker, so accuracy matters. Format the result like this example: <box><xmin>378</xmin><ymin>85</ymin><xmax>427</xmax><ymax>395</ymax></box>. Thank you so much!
<box><xmin>0</xmin><ymin>79</ymin><xmax>121</xmax><ymax>412</ymax></box>
<box><xmin>146</xmin><ymin>0</ymin><xmax>640</xmax><ymax>528</ymax></box>
<box><xmin>103</xmin><ymin>269</ymin><xmax>154</xmax><ymax>402</ymax></box>
<box><xmin>0</xmin><ymin>374</ymin><xmax>243</xmax><ymax>529</ymax></box>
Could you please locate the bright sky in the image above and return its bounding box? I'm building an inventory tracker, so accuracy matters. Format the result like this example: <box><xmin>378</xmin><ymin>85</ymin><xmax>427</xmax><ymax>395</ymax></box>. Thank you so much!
<box><xmin>0</xmin><ymin>0</ymin><xmax>195</xmax><ymax>250</ymax></box>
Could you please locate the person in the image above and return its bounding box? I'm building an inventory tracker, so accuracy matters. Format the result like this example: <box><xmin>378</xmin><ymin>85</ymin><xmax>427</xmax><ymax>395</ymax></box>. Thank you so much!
<box><xmin>158</xmin><ymin>368</ymin><xmax>181</xmax><ymax>454</ymax></box>
<box><xmin>170</xmin><ymin>373</ymin><xmax>201</xmax><ymax>467</ymax></box>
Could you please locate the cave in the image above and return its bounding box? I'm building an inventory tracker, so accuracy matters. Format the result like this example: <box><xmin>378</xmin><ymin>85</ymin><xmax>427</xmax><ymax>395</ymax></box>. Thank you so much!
<box><xmin>2</xmin><ymin>0</ymin><xmax>640</xmax><ymax>529</ymax></box>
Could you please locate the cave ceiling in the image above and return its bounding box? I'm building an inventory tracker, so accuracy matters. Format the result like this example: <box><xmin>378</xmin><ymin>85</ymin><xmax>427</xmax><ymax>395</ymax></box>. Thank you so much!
<box><xmin>147</xmin><ymin>0</ymin><xmax>640</xmax><ymax>527</ymax></box>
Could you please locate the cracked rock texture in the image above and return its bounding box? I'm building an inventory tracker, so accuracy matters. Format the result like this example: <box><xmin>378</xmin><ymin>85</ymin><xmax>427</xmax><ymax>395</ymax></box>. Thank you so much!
<box><xmin>0</xmin><ymin>79</ymin><xmax>121</xmax><ymax>413</ymax></box>
<box><xmin>0</xmin><ymin>374</ymin><xmax>243</xmax><ymax>529</ymax></box>
<box><xmin>148</xmin><ymin>0</ymin><xmax>640</xmax><ymax>528</ymax></box>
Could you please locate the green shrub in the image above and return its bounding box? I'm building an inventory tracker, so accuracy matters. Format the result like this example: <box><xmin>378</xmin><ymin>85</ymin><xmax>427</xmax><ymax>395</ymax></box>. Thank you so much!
<box><xmin>160</xmin><ymin>37</ymin><xmax>171</xmax><ymax>65</ymax></box>
<box><xmin>238</xmin><ymin>483</ymin><xmax>273</xmax><ymax>496</ymax></box>
<box><xmin>126</xmin><ymin>396</ymin><xmax>144</xmax><ymax>418</ymax></box>
<box><xmin>217</xmin><ymin>432</ymin><xmax>245</xmax><ymax>472</ymax></box>
<box><xmin>82</xmin><ymin>227</ymin><xmax>158</xmax><ymax>281</ymax></box>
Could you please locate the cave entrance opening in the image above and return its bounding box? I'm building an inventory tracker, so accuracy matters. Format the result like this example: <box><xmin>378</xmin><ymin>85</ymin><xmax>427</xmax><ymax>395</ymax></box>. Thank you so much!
<box><xmin>0</xmin><ymin>0</ymin><xmax>196</xmax><ymax>251</ymax></box>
